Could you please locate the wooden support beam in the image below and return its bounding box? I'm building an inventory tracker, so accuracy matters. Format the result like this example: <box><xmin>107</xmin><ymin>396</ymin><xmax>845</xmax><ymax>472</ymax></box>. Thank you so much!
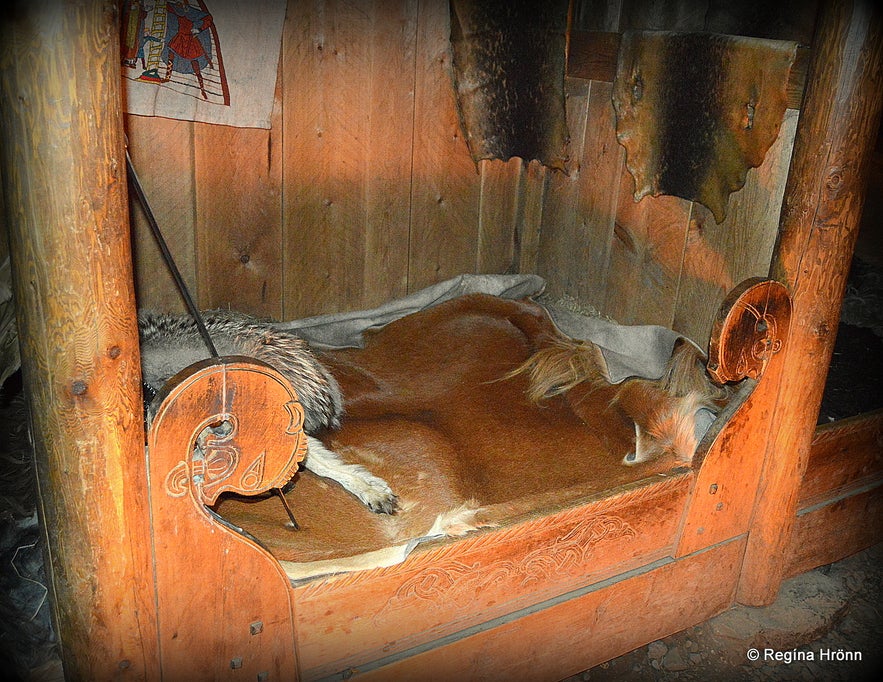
<box><xmin>0</xmin><ymin>3</ymin><xmax>159</xmax><ymax>678</ymax></box>
<box><xmin>738</xmin><ymin>0</ymin><xmax>883</xmax><ymax>606</ymax></box>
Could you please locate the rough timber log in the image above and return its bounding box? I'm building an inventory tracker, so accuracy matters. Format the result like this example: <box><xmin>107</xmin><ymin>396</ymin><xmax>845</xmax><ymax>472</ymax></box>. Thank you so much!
<box><xmin>0</xmin><ymin>3</ymin><xmax>158</xmax><ymax>678</ymax></box>
<box><xmin>738</xmin><ymin>0</ymin><xmax>883</xmax><ymax>606</ymax></box>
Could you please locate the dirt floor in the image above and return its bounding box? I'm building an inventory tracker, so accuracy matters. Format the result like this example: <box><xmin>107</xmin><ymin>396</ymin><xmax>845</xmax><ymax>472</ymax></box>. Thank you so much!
<box><xmin>564</xmin><ymin>543</ymin><xmax>883</xmax><ymax>682</ymax></box>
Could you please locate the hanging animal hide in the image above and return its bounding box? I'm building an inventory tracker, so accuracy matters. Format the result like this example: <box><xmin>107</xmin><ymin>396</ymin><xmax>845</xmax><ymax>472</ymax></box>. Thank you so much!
<box><xmin>449</xmin><ymin>0</ymin><xmax>570</xmax><ymax>170</ymax></box>
<box><xmin>613</xmin><ymin>32</ymin><xmax>797</xmax><ymax>223</ymax></box>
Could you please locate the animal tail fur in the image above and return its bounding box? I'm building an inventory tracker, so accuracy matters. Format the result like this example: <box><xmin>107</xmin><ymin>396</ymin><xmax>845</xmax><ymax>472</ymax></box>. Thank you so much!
<box><xmin>509</xmin><ymin>335</ymin><xmax>730</xmax><ymax>464</ymax></box>
<box><xmin>504</xmin><ymin>336</ymin><xmax>608</xmax><ymax>403</ymax></box>
<box><xmin>654</xmin><ymin>339</ymin><xmax>731</xmax><ymax>405</ymax></box>
<box><xmin>424</xmin><ymin>500</ymin><xmax>495</xmax><ymax>537</ymax></box>
<box><xmin>641</xmin><ymin>389</ymin><xmax>708</xmax><ymax>463</ymax></box>
<box><xmin>510</xmin><ymin>334</ymin><xmax>729</xmax><ymax>408</ymax></box>
<box><xmin>613</xmin><ymin>382</ymin><xmax>710</xmax><ymax>464</ymax></box>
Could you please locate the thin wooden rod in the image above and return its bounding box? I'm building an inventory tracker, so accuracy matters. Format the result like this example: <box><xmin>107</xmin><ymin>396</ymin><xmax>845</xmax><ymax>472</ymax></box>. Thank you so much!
<box><xmin>738</xmin><ymin>0</ymin><xmax>883</xmax><ymax>606</ymax></box>
<box><xmin>0</xmin><ymin>3</ymin><xmax>159</xmax><ymax>678</ymax></box>
<box><xmin>126</xmin><ymin>150</ymin><xmax>218</xmax><ymax>357</ymax></box>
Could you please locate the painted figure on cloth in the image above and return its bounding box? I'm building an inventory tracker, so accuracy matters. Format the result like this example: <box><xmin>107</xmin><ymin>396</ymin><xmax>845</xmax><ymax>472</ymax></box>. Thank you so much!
<box><xmin>120</xmin><ymin>0</ymin><xmax>230</xmax><ymax>105</ymax></box>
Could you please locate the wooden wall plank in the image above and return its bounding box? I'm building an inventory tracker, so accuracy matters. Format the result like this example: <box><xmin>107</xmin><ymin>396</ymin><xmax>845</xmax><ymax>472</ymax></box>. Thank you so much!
<box><xmin>537</xmin><ymin>79</ymin><xmax>624</xmax><ymax>309</ymax></box>
<box><xmin>704</xmin><ymin>0</ymin><xmax>819</xmax><ymax>44</ymax></box>
<box><xmin>536</xmin><ymin>78</ymin><xmax>592</xmax><ymax>302</ymax></box>
<box><xmin>571</xmin><ymin>0</ymin><xmax>623</xmax><ymax>32</ymax></box>
<box><xmin>476</xmin><ymin>159</ymin><xmax>521</xmax><ymax>273</ymax></box>
<box><xmin>282</xmin><ymin>0</ymin><xmax>416</xmax><ymax>318</ymax></box>
<box><xmin>0</xmin><ymin>176</ymin><xmax>7</xmax><ymax>266</ymax></box>
<box><xmin>672</xmin><ymin>109</ymin><xmax>799</xmax><ymax>347</ymax></box>
<box><xmin>283</xmin><ymin>0</ymin><xmax>368</xmax><ymax>317</ymax></box>
<box><xmin>618</xmin><ymin>0</ymin><xmax>710</xmax><ymax>31</ymax></box>
<box><xmin>567</xmin><ymin>31</ymin><xmax>620</xmax><ymax>82</ymax></box>
<box><xmin>602</xmin><ymin>170</ymin><xmax>691</xmax><ymax>327</ymax></box>
<box><xmin>514</xmin><ymin>159</ymin><xmax>549</xmax><ymax>274</ymax></box>
<box><xmin>193</xmin><ymin>74</ymin><xmax>283</xmax><ymax>319</ymax></box>
<box><xmin>407</xmin><ymin>0</ymin><xmax>483</xmax><ymax>292</ymax></box>
<box><xmin>573</xmin><ymin>0</ymin><xmax>818</xmax><ymax>45</ymax></box>
<box><xmin>126</xmin><ymin>115</ymin><xmax>197</xmax><ymax>313</ymax></box>
<box><xmin>361</xmin><ymin>0</ymin><xmax>419</xmax><ymax>307</ymax></box>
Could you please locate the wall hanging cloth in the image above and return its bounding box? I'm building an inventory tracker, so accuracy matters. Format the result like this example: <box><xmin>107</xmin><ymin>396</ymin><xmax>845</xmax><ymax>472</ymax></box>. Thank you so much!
<box><xmin>612</xmin><ymin>32</ymin><xmax>797</xmax><ymax>223</ymax></box>
<box><xmin>449</xmin><ymin>0</ymin><xmax>570</xmax><ymax>170</ymax></box>
<box><xmin>120</xmin><ymin>0</ymin><xmax>286</xmax><ymax>129</ymax></box>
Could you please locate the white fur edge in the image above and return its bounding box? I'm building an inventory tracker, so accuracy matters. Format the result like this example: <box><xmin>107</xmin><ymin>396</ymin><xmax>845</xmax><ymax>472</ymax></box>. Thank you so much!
<box><xmin>279</xmin><ymin>501</ymin><xmax>491</xmax><ymax>583</ymax></box>
<box><xmin>424</xmin><ymin>500</ymin><xmax>492</xmax><ymax>538</ymax></box>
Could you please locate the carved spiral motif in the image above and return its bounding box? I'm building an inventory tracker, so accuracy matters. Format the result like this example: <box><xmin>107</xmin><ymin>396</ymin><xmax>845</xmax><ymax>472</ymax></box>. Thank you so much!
<box><xmin>165</xmin><ymin>461</ymin><xmax>189</xmax><ymax>498</ymax></box>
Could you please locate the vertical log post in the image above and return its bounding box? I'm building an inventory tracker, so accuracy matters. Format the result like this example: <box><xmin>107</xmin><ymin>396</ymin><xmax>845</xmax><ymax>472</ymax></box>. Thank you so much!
<box><xmin>738</xmin><ymin>0</ymin><xmax>883</xmax><ymax>606</ymax></box>
<box><xmin>0</xmin><ymin>3</ymin><xmax>159</xmax><ymax>678</ymax></box>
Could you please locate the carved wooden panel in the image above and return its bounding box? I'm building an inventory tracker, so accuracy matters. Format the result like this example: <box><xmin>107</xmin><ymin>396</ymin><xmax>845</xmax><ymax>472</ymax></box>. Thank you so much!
<box><xmin>678</xmin><ymin>278</ymin><xmax>792</xmax><ymax>556</ymax></box>
<box><xmin>147</xmin><ymin>357</ymin><xmax>306</xmax><ymax>679</ymax></box>
<box><xmin>706</xmin><ymin>277</ymin><xmax>791</xmax><ymax>384</ymax></box>
<box><xmin>354</xmin><ymin>538</ymin><xmax>747</xmax><ymax>681</ymax></box>
<box><xmin>292</xmin><ymin>473</ymin><xmax>692</xmax><ymax>678</ymax></box>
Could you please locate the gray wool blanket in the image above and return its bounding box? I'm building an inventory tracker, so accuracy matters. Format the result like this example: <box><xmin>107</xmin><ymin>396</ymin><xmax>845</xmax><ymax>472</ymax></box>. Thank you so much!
<box><xmin>273</xmin><ymin>273</ymin><xmax>690</xmax><ymax>385</ymax></box>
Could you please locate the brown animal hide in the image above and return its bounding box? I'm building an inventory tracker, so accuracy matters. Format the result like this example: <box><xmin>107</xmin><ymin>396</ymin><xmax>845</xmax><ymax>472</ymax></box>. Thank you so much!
<box><xmin>613</xmin><ymin>32</ymin><xmax>797</xmax><ymax>223</ymax></box>
<box><xmin>449</xmin><ymin>0</ymin><xmax>570</xmax><ymax>170</ymax></box>
<box><xmin>217</xmin><ymin>295</ymin><xmax>711</xmax><ymax>567</ymax></box>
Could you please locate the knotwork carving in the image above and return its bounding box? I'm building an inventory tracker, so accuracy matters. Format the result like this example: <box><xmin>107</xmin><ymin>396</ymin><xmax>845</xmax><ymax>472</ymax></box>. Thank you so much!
<box><xmin>377</xmin><ymin>514</ymin><xmax>635</xmax><ymax>618</ymax></box>
<box><xmin>151</xmin><ymin>357</ymin><xmax>308</xmax><ymax>504</ymax></box>
<box><xmin>707</xmin><ymin>278</ymin><xmax>791</xmax><ymax>384</ymax></box>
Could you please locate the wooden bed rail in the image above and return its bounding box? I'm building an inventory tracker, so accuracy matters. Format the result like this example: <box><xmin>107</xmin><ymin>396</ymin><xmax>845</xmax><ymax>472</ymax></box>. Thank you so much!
<box><xmin>145</xmin><ymin>356</ymin><xmax>307</xmax><ymax>680</ymax></box>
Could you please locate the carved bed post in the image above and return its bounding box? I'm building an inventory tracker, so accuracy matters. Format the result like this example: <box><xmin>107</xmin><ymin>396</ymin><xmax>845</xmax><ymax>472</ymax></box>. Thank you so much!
<box><xmin>0</xmin><ymin>2</ymin><xmax>159</xmax><ymax>678</ymax></box>
<box><xmin>676</xmin><ymin>278</ymin><xmax>791</xmax><ymax>558</ymax></box>
<box><xmin>738</xmin><ymin>0</ymin><xmax>883</xmax><ymax>606</ymax></box>
<box><xmin>146</xmin><ymin>357</ymin><xmax>306</xmax><ymax>679</ymax></box>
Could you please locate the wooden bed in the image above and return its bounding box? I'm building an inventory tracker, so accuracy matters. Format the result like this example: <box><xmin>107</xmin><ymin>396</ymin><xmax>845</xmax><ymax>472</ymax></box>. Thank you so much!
<box><xmin>1</xmin><ymin>1</ymin><xmax>881</xmax><ymax>680</ymax></box>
